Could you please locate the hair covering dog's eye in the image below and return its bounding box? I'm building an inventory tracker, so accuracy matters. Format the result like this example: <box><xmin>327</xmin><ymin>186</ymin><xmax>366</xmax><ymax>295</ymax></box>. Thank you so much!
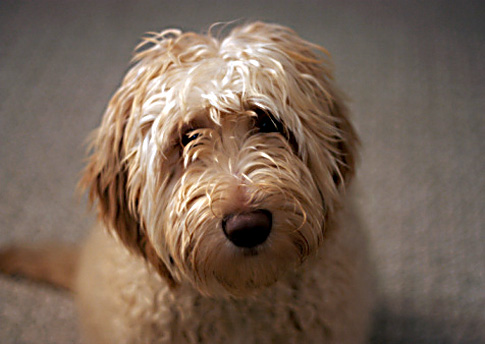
<box><xmin>254</xmin><ymin>109</ymin><xmax>285</xmax><ymax>134</ymax></box>
<box><xmin>182</xmin><ymin>131</ymin><xmax>200</xmax><ymax>147</ymax></box>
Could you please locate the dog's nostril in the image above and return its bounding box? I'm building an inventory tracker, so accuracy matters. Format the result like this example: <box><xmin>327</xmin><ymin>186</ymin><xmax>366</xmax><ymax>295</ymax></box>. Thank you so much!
<box><xmin>222</xmin><ymin>210</ymin><xmax>272</xmax><ymax>248</ymax></box>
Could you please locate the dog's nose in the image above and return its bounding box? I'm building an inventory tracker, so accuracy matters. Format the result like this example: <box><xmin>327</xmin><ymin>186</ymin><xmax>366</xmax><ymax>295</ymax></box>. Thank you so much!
<box><xmin>222</xmin><ymin>210</ymin><xmax>272</xmax><ymax>248</ymax></box>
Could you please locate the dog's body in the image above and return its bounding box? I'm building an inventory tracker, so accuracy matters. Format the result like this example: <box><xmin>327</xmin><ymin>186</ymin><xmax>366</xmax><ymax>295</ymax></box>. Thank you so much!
<box><xmin>1</xmin><ymin>22</ymin><xmax>374</xmax><ymax>343</ymax></box>
<box><xmin>77</xmin><ymin>198</ymin><xmax>371</xmax><ymax>344</ymax></box>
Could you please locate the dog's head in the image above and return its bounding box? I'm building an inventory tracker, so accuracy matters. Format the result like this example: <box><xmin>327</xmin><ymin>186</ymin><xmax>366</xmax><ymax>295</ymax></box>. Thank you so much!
<box><xmin>81</xmin><ymin>22</ymin><xmax>358</xmax><ymax>297</ymax></box>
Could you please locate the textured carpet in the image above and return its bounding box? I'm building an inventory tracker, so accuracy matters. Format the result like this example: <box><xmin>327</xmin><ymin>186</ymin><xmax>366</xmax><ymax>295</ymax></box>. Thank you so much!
<box><xmin>0</xmin><ymin>1</ymin><xmax>483</xmax><ymax>343</ymax></box>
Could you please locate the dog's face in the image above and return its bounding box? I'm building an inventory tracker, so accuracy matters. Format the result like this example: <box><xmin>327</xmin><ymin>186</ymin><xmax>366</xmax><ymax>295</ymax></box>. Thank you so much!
<box><xmin>82</xmin><ymin>22</ymin><xmax>357</xmax><ymax>297</ymax></box>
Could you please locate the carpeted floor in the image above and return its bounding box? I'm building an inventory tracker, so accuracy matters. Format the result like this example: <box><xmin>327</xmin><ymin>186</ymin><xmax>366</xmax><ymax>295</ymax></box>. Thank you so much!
<box><xmin>0</xmin><ymin>1</ymin><xmax>483</xmax><ymax>343</ymax></box>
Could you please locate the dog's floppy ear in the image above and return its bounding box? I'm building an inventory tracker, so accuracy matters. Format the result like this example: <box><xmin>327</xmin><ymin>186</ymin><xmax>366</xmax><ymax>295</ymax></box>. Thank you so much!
<box><xmin>326</xmin><ymin>91</ymin><xmax>359</xmax><ymax>188</ymax></box>
<box><xmin>79</xmin><ymin>59</ymin><xmax>177</xmax><ymax>288</ymax></box>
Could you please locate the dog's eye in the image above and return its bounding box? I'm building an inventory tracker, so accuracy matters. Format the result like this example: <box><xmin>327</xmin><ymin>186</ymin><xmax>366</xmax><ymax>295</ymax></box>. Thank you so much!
<box><xmin>254</xmin><ymin>109</ymin><xmax>284</xmax><ymax>134</ymax></box>
<box><xmin>253</xmin><ymin>108</ymin><xmax>299</xmax><ymax>152</ymax></box>
<box><xmin>181</xmin><ymin>131</ymin><xmax>200</xmax><ymax>147</ymax></box>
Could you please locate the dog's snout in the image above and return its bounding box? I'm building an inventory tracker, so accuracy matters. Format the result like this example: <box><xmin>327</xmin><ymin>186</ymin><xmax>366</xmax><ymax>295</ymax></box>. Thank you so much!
<box><xmin>222</xmin><ymin>210</ymin><xmax>272</xmax><ymax>248</ymax></box>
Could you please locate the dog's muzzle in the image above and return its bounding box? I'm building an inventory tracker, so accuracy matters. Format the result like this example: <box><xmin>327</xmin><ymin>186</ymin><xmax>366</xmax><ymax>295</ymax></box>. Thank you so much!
<box><xmin>222</xmin><ymin>210</ymin><xmax>272</xmax><ymax>248</ymax></box>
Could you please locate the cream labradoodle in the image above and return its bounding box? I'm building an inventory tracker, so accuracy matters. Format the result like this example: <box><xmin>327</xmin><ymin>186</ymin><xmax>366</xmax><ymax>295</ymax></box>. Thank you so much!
<box><xmin>1</xmin><ymin>22</ymin><xmax>374</xmax><ymax>343</ymax></box>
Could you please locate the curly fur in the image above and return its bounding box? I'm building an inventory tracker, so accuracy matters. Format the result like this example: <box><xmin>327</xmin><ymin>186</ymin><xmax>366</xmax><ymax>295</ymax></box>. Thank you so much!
<box><xmin>74</xmin><ymin>22</ymin><xmax>374</xmax><ymax>343</ymax></box>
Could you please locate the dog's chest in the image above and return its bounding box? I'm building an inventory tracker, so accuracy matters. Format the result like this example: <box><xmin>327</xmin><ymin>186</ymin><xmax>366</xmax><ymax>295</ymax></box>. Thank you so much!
<box><xmin>117</xmin><ymin>271</ymin><xmax>327</xmax><ymax>344</ymax></box>
<box><xmin>171</xmin><ymin>290</ymin><xmax>315</xmax><ymax>343</ymax></box>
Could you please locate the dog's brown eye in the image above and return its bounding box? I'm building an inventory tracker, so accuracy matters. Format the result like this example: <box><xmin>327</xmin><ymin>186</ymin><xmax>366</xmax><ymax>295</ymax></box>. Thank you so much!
<box><xmin>254</xmin><ymin>109</ymin><xmax>284</xmax><ymax>134</ymax></box>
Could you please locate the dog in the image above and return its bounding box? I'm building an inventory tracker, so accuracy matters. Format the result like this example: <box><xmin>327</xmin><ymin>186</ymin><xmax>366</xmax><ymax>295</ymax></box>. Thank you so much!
<box><xmin>0</xmin><ymin>22</ymin><xmax>374</xmax><ymax>343</ymax></box>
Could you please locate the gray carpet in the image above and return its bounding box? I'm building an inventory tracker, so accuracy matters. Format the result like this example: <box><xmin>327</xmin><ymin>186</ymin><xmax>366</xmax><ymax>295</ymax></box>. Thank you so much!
<box><xmin>0</xmin><ymin>1</ymin><xmax>483</xmax><ymax>343</ymax></box>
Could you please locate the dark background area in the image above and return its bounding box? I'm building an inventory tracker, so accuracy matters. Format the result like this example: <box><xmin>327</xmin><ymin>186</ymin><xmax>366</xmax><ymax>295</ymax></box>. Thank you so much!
<box><xmin>0</xmin><ymin>1</ymin><xmax>484</xmax><ymax>343</ymax></box>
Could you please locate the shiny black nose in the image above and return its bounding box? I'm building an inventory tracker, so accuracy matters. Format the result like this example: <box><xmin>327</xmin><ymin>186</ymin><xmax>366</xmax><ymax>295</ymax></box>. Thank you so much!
<box><xmin>222</xmin><ymin>210</ymin><xmax>272</xmax><ymax>248</ymax></box>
